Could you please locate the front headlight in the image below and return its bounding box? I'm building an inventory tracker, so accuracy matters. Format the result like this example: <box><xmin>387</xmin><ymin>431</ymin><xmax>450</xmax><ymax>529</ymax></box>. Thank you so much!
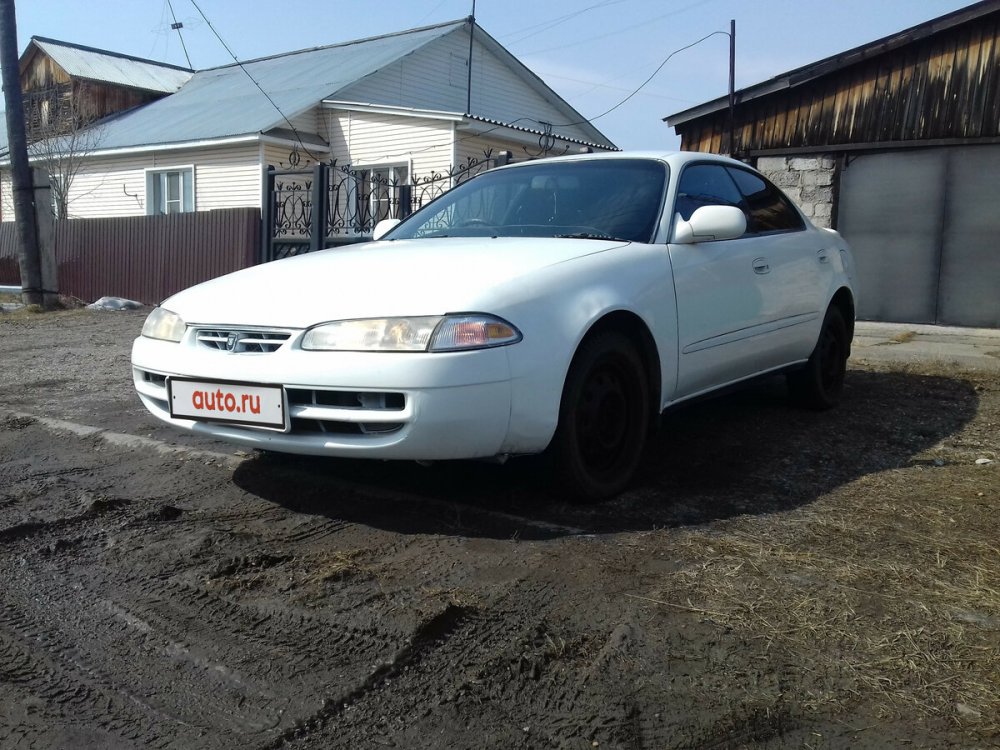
<box><xmin>141</xmin><ymin>307</ymin><xmax>186</xmax><ymax>342</ymax></box>
<box><xmin>301</xmin><ymin>314</ymin><xmax>521</xmax><ymax>352</ymax></box>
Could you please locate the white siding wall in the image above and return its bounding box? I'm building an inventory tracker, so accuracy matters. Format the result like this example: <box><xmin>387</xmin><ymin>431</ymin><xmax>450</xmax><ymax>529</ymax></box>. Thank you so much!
<box><xmin>56</xmin><ymin>155</ymin><xmax>147</xmax><ymax>218</ymax></box>
<box><xmin>457</xmin><ymin>135</ymin><xmax>523</xmax><ymax>166</ymax></box>
<box><xmin>324</xmin><ymin>110</ymin><xmax>454</xmax><ymax>180</ymax></box>
<box><xmin>6</xmin><ymin>143</ymin><xmax>265</xmax><ymax>220</ymax></box>
<box><xmin>172</xmin><ymin>144</ymin><xmax>261</xmax><ymax>211</ymax></box>
<box><xmin>339</xmin><ymin>28</ymin><xmax>606</xmax><ymax>147</ymax></box>
<box><xmin>263</xmin><ymin>143</ymin><xmax>299</xmax><ymax>169</ymax></box>
<box><xmin>1</xmin><ymin>172</ymin><xmax>13</xmax><ymax>222</ymax></box>
<box><xmin>262</xmin><ymin>141</ymin><xmax>328</xmax><ymax>170</ymax></box>
<box><xmin>283</xmin><ymin>105</ymin><xmax>321</xmax><ymax>137</ymax></box>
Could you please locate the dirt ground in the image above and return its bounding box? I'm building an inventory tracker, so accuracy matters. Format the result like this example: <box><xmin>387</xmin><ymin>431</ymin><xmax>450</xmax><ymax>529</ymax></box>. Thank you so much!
<box><xmin>0</xmin><ymin>308</ymin><xmax>997</xmax><ymax>749</ymax></box>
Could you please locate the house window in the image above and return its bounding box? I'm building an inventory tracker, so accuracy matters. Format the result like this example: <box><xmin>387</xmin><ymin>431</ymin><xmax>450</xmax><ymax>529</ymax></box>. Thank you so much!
<box><xmin>356</xmin><ymin>164</ymin><xmax>409</xmax><ymax>229</ymax></box>
<box><xmin>146</xmin><ymin>167</ymin><xmax>194</xmax><ymax>215</ymax></box>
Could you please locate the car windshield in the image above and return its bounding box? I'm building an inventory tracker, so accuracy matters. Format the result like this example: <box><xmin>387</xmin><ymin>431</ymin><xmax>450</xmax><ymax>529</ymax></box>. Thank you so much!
<box><xmin>386</xmin><ymin>158</ymin><xmax>667</xmax><ymax>243</ymax></box>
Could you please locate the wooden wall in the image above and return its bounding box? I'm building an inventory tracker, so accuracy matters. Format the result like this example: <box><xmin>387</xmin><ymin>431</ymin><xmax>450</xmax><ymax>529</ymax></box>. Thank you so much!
<box><xmin>678</xmin><ymin>11</ymin><xmax>1000</xmax><ymax>153</ymax></box>
<box><xmin>22</xmin><ymin>47</ymin><xmax>166</xmax><ymax>140</ymax></box>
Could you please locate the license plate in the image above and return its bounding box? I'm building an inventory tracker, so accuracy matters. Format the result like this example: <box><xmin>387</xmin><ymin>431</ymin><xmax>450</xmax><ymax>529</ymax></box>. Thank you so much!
<box><xmin>168</xmin><ymin>378</ymin><xmax>287</xmax><ymax>430</ymax></box>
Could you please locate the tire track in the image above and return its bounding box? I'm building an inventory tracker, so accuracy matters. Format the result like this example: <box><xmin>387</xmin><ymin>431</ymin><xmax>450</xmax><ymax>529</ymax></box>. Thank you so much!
<box><xmin>258</xmin><ymin>602</ymin><xmax>474</xmax><ymax>750</ymax></box>
<box><xmin>0</xmin><ymin>607</ymin><xmax>193</xmax><ymax>749</ymax></box>
<box><xmin>284</xmin><ymin>580</ymin><xmax>657</xmax><ymax>749</ymax></box>
<box><xmin>0</xmin><ymin>557</ymin><xmax>414</xmax><ymax>746</ymax></box>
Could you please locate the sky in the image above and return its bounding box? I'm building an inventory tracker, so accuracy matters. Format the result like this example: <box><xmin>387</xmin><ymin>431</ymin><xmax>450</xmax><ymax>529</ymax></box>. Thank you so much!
<box><xmin>6</xmin><ymin>0</ymin><xmax>977</xmax><ymax>150</ymax></box>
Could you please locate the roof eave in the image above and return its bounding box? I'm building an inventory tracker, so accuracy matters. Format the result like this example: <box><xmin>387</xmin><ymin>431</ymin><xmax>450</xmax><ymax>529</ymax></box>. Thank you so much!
<box><xmin>665</xmin><ymin>0</ymin><xmax>1000</xmax><ymax>128</ymax></box>
<box><xmin>458</xmin><ymin>115</ymin><xmax>619</xmax><ymax>152</ymax></box>
<box><xmin>0</xmin><ymin>132</ymin><xmax>329</xmax><ymax>166</ymax></box>
<box><xmin>322</xmin><ymin>100</ymin><xmax>466</xmax><ymax>121</ymax></box>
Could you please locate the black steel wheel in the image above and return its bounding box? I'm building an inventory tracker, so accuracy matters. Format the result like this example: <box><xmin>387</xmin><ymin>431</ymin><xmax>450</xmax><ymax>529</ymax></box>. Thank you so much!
<box><xmin>787</xmin><ymin>306</ymin><xmax>849</xmax><ymax>410</ymax></box>
<box><xmin>550</xmin><ymin>331</ymin><xmax>649</xmax><ymax>501</ymax></box>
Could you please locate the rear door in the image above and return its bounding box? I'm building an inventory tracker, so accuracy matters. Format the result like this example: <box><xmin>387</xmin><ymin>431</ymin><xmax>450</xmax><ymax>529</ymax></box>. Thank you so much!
<box><xmin>725</xmin><ymin>166</ymin><xmax>825</xmax><ymax>369</ymax></box>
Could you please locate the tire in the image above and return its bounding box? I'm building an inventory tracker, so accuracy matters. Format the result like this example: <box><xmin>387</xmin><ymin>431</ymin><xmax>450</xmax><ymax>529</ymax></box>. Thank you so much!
<box><xmin>549</xmin><ymin>331</ymin><xmax>649</xmax><ymax>502</ymax></box>
<box><xmin>787</xmin><ymin>306</ymin><xmax>848</xmax><ymax>410</ymax></box>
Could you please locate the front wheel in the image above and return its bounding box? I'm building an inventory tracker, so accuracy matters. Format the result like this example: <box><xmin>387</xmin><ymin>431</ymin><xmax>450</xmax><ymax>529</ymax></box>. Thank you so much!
<box><xmin>787</xmin><ymin>306</ymin><xmax>849</xmax><ymax>410</ymax></box>
<box><xmin>549</xmin><ymin>332</ymin><xmax>649</xmax><ymax>502</ymax></box>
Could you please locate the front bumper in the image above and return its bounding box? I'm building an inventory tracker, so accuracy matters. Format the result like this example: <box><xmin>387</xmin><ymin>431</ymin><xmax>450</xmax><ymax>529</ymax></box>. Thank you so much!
<box><xmin>131</xmin><ymin>332</ymin><xmax>516</xmax><ymax>460</ymax></box>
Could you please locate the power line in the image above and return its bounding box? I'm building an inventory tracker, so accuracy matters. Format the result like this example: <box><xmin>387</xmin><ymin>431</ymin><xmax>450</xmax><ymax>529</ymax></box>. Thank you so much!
<box><xmin>546</xmin><ymin>30</ymin><xmax>729</xmax><ymax>127</ymax></box>
<box><xmin>186</xmin><ymin>0</ymin><xmax>326</xmax><ymax>162</ymax></box>
<box><xmin>514</xmin><ymin>0</ymin><xmax>715</xmax><ymax>57</ymax></box>
<box><xmin>539</xmin><ymin>69</ymin><xmax>696</xmax><ymax>104</ymax></box>
<box><xmin>414</xmin><ymin>0</ymin><xmax>450</xmax><ymax>27</ymax></box>
<box><xmin>500</xmin><ymin>0</ymin><xmax>630</xmax><ymax>45</ymax></box>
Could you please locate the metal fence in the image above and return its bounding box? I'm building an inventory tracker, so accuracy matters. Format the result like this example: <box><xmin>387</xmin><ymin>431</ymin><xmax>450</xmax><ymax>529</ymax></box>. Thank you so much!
<box><xmin>0</xmin><ymin>209</ymin><xmax>259</xmax><ymax>305</ymax></box>
<box><xmin>263</xmin><ymin>150</ymin><xmax>511</xmax><ymax>262</ymax></box>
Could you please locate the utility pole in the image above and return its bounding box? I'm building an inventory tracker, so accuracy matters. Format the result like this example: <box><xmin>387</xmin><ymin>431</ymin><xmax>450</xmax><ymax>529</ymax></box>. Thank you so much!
<box><xmin>728</xmin><ymin>19</ymin><xmax>736</xmax><ymax>158</ymax></box>
<box><xmin>0</xmin><ymin>0</ymin><xmax>44</xmax><ymax>307</ymax></box>
<box><xmin>466</xmin><ymin>0</ymin><xmax>476</xmax><ymax>114</ymax></box>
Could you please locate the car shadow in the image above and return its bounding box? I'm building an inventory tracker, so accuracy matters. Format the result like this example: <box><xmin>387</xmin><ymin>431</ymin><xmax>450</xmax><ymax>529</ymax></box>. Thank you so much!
<box><xmin>231</xmin><ymin>369</ymin><xmax>980</xmax><ymax>540</ymax></box>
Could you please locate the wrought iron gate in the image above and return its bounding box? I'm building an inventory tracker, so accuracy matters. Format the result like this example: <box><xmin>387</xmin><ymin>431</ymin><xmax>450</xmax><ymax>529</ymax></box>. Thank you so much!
<box><xmin>261</xmin><ymin>150</ymin><xmax>511</xmax><ymax>263</ymax></box>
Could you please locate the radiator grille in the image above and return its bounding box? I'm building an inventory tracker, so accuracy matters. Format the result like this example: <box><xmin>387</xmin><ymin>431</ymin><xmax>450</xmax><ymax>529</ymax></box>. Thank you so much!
<box><xmin>196</xmin><ymin>329</ymin><xmax>292</xmax><ymax>353</ymax></box>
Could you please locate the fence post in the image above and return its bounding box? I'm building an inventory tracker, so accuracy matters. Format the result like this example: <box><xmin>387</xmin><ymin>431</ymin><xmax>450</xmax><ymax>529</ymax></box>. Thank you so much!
<box><xmin>32</xmin><ymin>168</ymin><xmax>58</xmax><ymax>307</ymax></box>
<box><xmin>260</xmin><ymin>165</ymin><xmax>274</xmax><ymax>263</ymax></box>
<box><xmin>398</xmin><ymin>185</ymin><xmax>412</xmax><ymax>219</ymax></box>
<box><xmin>309</xmin><ymin>163</ymin><xmax>328</xmax><ymax>253</ymax></box>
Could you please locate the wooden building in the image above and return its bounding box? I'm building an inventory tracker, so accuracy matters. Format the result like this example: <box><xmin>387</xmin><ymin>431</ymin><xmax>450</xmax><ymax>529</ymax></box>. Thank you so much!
<box><xmin>667</xmin><ymin>0</ymin><xmax>1000</xmax><ymax>328</ymax></box>
<box><xmin>19</xmin><ymin>37</ymin><xmax>192</xmax><ymax>142</ymax></box>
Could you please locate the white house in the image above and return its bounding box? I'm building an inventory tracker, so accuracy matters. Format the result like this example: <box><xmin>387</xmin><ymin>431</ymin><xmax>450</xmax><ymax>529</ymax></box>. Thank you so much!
<box><xmin>1</xmin><ymin>20</ymin><xmax>616</xmax><ymax>230</ymax></box>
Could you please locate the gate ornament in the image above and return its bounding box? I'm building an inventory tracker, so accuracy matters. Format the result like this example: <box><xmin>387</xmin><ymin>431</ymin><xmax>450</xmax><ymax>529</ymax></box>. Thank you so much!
<box><xmin>262</xmin><ymin>150</ymin><xmax>512</xmax><ymax>262</ymax></box>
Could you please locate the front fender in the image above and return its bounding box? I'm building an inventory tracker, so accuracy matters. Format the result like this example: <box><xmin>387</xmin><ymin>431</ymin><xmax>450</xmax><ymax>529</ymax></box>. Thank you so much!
<box><xmin>494</xmin><ymin>245</ymin><xmax>677</xmax><ymax>454</ymax></box>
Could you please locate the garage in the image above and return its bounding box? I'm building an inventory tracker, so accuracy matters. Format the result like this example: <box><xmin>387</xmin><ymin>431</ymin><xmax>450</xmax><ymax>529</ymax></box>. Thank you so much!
<box><xmin>837</xmin><ymin>146</ymin><xmax>1000</xmax><ymax>327</ymax></box>
<box><xmin>666</xmin><ymin>0</ymin><xmax>1000</xmax><ymax>329</ymax></box>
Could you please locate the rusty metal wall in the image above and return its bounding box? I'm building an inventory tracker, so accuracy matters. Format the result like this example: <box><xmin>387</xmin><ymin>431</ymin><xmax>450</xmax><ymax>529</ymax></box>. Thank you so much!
<box><xmin>0</xmin><ymin>209</ymin><xmax>259</xmax><ymax>305</ymax></box>
<box><xmin>679</xmin><ymin>11</ymin><xmax>1000</xmax><ymax>154</ymax></box>
<box><xmin>0</xmin><ymin>223</ymin><xmax>18</xmax><ymax>286</ymax></box>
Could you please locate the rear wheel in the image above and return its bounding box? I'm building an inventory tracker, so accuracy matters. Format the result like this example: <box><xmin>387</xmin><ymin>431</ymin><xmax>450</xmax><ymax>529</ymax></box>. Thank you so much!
<box><xmin>550</xmin><ymin>331</ymin><xmax>649</xmax><ymax>501</ymax></box>
<box><xmin>787</xmin><ymin>306</ymin><xmax>848</xmax><ymax>409</ymax></box>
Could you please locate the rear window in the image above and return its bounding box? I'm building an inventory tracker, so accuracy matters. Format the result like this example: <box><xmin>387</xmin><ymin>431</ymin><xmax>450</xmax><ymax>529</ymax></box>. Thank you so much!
<box><xmin>726</xmin><ymin>168</ymin><xmax>805</xmax><ymax>233</ymax></box>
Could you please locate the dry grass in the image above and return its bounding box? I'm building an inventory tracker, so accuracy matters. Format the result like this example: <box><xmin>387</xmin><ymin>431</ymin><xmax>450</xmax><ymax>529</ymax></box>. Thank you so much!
<box><xmin>0</xmin><ymin>305</ymin><xmax>89</xmax><ymax>323</ymax></box>
<box><xmin>890</xmin><ymin>330</ymin><xmax>917</xmax><ymax>344</ymax></box>
<box><xmin>646</xmin><ymin>462</ymin><xmax>1000</xmax><ymax>735</ymax></box>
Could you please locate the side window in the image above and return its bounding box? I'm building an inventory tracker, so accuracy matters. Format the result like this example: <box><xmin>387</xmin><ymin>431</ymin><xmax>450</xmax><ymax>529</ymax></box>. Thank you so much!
<box><xmin>726</xmin><ymin>168</ymin><xmax>804</xmax><ymax>233</ymax></box>
<box><xmin>146</xmin><ymin>167</ymin><xmax>195</xmax><ymax>215</ymax></box>
<box><xmin>674</xmin><ymin>164</ymin><xmax>745</xmax><ymax>221</ymax></box>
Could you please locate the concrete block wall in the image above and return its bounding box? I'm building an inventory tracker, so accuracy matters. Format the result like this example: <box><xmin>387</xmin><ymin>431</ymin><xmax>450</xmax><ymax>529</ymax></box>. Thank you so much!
<box><xmin>756</xmin><ymin>155</ymin><xmax>837</xmax><ymax>228</ymax></box>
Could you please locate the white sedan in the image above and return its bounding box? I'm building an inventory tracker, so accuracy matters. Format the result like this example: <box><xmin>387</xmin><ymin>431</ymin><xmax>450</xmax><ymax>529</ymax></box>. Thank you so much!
<box><xmin>132</xmin><ymin>151</ymin><xmax>857</xmax><ymax>500</ymax></box>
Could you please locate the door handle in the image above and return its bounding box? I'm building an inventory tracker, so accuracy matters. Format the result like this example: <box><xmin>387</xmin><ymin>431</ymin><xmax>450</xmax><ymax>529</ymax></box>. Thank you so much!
<box><xmin>752</xmin><ymin>257</ymin><xmax>770</xmax><ymax>274</ymax></box>
<box><xmin>817</xmin><ymin>249</ymin><xmax>830</xmax><ymax>264</ymax></box>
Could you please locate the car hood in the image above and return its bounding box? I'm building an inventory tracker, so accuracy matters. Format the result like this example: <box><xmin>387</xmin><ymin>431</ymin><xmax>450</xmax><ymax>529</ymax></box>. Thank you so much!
<box><xmin>161</xmin><ymin>237</ymin><xmax>629</xmax><ymax>328</ymax></box>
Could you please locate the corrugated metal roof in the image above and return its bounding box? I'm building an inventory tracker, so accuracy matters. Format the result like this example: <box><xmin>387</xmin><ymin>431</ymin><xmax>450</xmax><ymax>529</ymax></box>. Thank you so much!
<box><xmin>462</xmin><ymin>114</ymin><xmax>617</xmax><ymax>151</ymax></box>
<box><xmin>31</xmin><ymin>37</ymin><xmax>193</xmax><ymax>93</ymax></box>
<box><xmin>62</xmin><ymin>21</ymin><xmax>465</xmax><ymax>152</ymax></box>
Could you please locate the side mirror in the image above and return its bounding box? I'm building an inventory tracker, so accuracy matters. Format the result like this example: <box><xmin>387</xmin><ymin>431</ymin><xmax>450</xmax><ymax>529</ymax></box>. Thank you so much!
<box><xmin>373</xmin><ymin>218</ymin><xmax>401</xmax><ymax>241</ymax></box>
<box><xmin>671</xmin><ymin>205</ymin><xmax>747</xmax><ymax>244</ymax></box>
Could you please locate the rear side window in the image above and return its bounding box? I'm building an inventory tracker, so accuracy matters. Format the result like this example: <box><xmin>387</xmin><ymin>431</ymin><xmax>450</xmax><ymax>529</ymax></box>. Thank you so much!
<box><xmin>726</xmin><ymin>168</ymin><xmax>804</xmax><ymax>233</ymax></box>
<box><xmin>674</xmin><ymin>164</ymin><xmax>745</xmax><ymax>221</ymax></box>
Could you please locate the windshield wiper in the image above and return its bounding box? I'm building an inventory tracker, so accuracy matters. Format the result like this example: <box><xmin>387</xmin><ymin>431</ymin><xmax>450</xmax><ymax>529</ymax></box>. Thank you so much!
<box><xmin>555</xmin><ymin>232</ymin><xmax>630</xmax><ymax>242</ymax></box>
